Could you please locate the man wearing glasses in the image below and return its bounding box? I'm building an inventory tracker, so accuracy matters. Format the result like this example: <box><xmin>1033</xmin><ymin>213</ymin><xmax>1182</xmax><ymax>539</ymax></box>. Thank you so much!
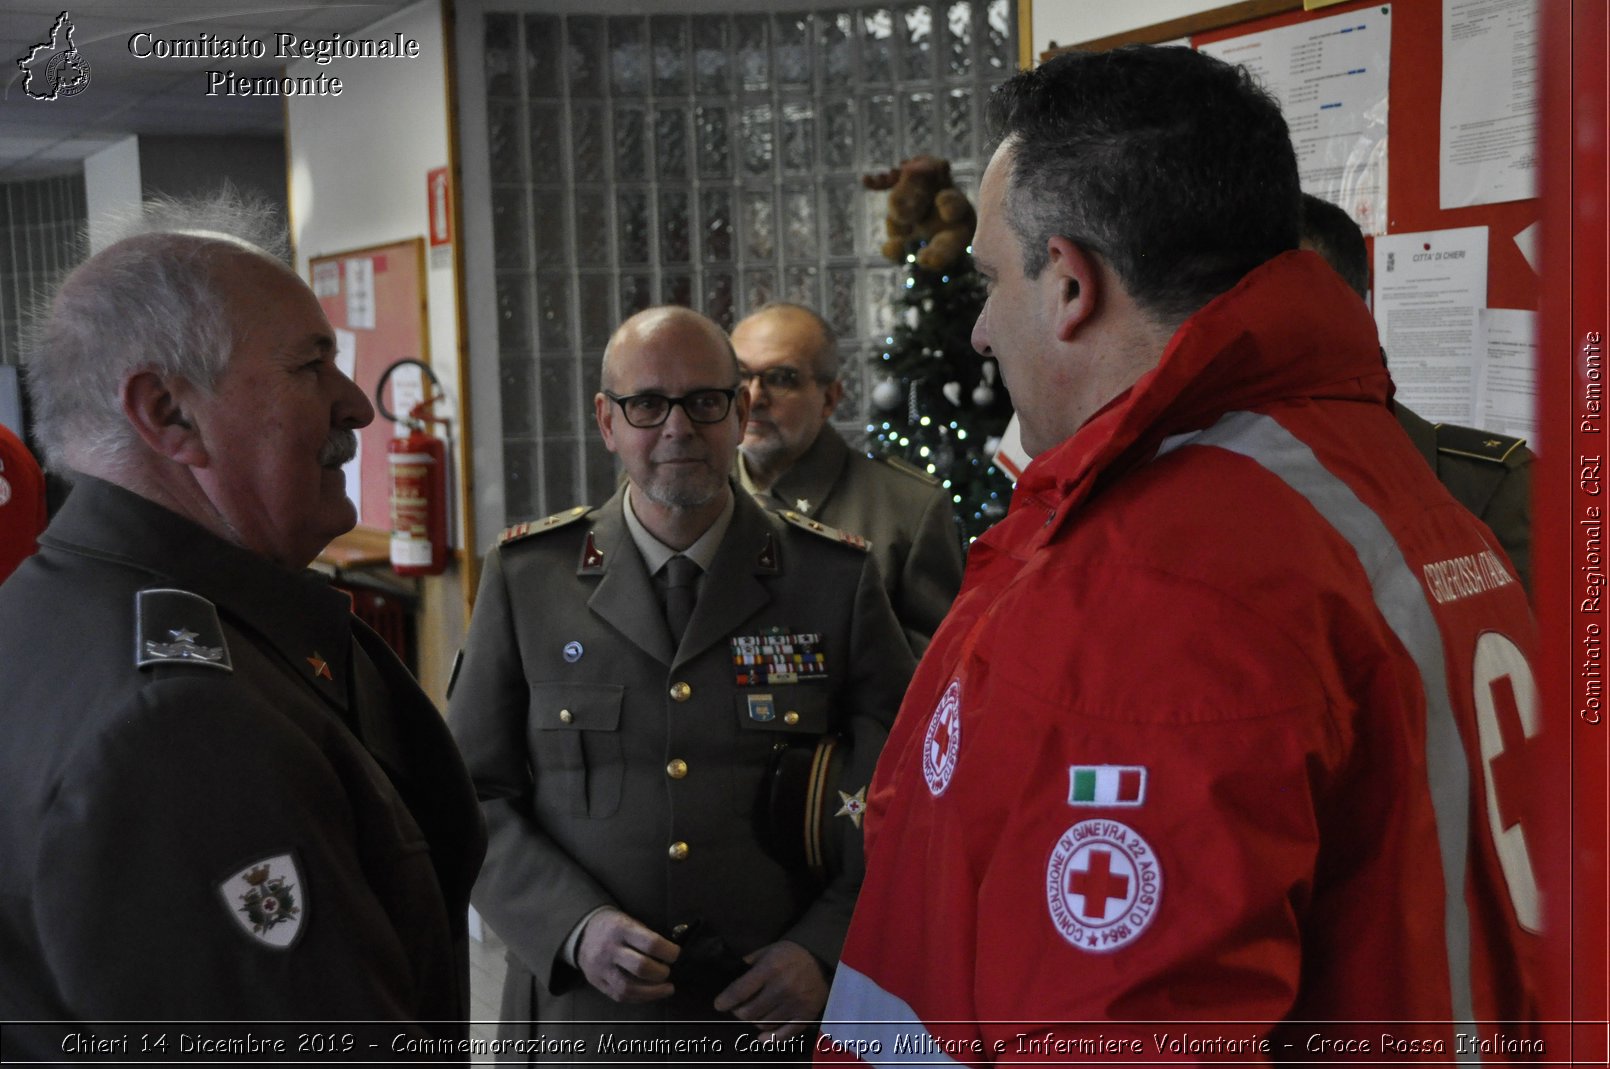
<box><xmin>732</xmin><ymin>303</ymin><xmax>963</xmax><ymax>655</ymax></box>
<box><xmin>449</xmin><ymin>306</ymin><xmax>914</xmax><ymax>1058</ymax></box>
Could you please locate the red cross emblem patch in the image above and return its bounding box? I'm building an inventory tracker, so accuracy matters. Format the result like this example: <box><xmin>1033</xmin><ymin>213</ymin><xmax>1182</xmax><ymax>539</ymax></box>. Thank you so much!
<box><xmin>922</xmin><ymin>679</ymin><xmax>962</xmax><ymax>796</ymax></box>
<box><xmin>1045</xmin><ymin>819</ymin><xmax>1161</xmax><ymax>952</ymax></box>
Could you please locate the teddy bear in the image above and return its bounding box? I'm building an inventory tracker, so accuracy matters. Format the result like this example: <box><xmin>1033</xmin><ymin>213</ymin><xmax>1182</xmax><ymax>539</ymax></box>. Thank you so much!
<box><xmin>862</xmin><ymin>154</ymin><xmax>978</xmax><ymax>271</ymax></box>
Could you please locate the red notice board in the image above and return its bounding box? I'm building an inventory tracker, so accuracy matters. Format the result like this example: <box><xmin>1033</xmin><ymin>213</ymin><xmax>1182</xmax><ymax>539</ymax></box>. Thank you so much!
<box><xmin>307</xmin><ymin>238</ymin><xmax>429</xmax><ymax>534</ymax></box>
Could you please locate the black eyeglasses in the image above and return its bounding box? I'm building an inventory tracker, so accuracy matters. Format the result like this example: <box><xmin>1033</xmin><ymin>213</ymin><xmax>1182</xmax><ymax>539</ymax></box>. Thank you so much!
<box><xmin>738</xmin><ymin>366</ymin><xmax>831</xmax><ymax>394</ymax></box>
<box><xmin>604</xmin><ymin>388</ymin><xmax>737</xmax><ymax>428</ymax></box>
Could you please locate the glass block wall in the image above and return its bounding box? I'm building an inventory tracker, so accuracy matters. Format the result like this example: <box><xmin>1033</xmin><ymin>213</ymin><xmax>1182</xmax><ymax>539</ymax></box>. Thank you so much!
<box><xmin>0</xmin><ymin>176</ymin><xmax>86</xmax><ymax>370</ymax></box>
<box><xmin>479</xmin><ymin>3</ymin><xmax>1015</xmax><ymax>524</ymax></box>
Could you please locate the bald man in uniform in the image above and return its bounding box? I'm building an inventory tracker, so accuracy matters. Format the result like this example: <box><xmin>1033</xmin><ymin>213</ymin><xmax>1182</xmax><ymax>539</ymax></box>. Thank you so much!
<box><xmin>449</xmin><ymin>306</ymin><xmax>913</xmax><ymax>1059</ymax></box>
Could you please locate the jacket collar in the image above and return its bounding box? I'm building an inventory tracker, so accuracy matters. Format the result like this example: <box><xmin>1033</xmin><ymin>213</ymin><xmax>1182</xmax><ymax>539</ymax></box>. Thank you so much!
<box><xmin>41</xmin><ymin>475</ymin><xmax>354</xmax><ymax>713</ymax></box>
<box><xmin>582</xmin><ymin>482</ymin><xmax>779</xmax><ymax>668</ymax></box>
<box><xmin>1009</xmin><ymin>251</ymin><xmax>1388</xmax><ymax>538</ymax></box>
<box><xmin>760</xmin><ymin>424</ymin><xmax>852</xmax><ymax>515</ymax></box>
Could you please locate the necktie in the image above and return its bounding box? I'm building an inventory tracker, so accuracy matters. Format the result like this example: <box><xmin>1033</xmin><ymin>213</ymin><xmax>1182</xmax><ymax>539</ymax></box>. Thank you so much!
<box><xmin>663</xmin><ymin>554</ymin><xmax>699</xmax><ymax>644</ymax></box>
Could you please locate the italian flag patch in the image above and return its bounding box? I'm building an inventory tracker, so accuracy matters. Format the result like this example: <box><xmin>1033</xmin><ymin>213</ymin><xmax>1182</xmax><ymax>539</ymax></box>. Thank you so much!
<box><xmin>1067</xmin><ymin>765</ymin><xmax>1146</xmax><ymax>807</ymax></box>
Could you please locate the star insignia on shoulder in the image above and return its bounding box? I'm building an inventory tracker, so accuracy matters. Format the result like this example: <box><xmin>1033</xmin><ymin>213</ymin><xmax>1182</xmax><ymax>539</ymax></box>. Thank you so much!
<box><xmin>836</xmin><ymin>786</ymin><xmax>868</xmax><ymax>829</ymax></box>
<box><xmin>795</xmin><ymin>498</ymin><xmax>811</xmax><ymax>513</ymax></box>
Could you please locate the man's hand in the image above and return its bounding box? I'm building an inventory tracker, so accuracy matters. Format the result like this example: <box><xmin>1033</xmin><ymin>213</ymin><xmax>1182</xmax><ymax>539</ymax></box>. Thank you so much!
<box><xmin>575</xmin><ymin>908</ymin><xmax>680</xmax><ymax>1003</ymax></box>
<box><xmin>712</xmin><ymin>940</ymin><xmax>828</xmax><ymax>1041</ymax></box>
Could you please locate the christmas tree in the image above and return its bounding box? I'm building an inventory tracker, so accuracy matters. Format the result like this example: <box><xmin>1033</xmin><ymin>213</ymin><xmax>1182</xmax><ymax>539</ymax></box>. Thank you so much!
<box><xmin>862</xmin><ymin>158</ymin><xmax>1015</xmax><ymax>543</ymax></box>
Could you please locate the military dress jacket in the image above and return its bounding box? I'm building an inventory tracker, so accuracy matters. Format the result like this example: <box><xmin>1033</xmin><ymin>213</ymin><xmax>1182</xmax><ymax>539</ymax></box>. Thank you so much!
<box><xmin>0</xmin><ymin>477</ymin><xmax>486</xmax><ymax>1053</ymax></box>
<box><xmin>749</xmin><ymin>426</ymin><xmax>963</xmax><ymax>655</ymax></box>
<box><xmin>1396</xmin><ymin>403</ymin><xmax>1533</xmax><ymax>593</ymax></box>
<box><xmin>447</xmin><ymin>485</ymin><xmax>914</xmax><ymax>1056</ymax></box>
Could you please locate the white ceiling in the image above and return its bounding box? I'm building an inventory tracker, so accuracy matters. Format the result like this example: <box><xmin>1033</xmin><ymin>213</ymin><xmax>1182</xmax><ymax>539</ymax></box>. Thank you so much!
<box><xmin>1</xmin><ymin>1</ymin><xmax>423</xmax><ymax>180</ymax></box>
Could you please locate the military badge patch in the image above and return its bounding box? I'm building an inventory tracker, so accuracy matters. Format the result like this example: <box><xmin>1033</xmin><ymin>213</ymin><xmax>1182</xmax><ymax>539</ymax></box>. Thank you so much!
<box><xmin>135</xmin><ymin>588</ymin><xmax>231</xmax><ymax>672</ymax></box>
<box><xmin>837</xmin><ymin>786</ymin><xmax>867</xmax><ymax>829</ymax></box>
<box><xmin>219</xmin><ymin>854</ymin><xmax>305</xmax><ymax>949</ymax></box>
<box><xmin>1045</xmin><ymin>819</ymin><xmax>1161</xmax><ymax>953</ymax></box>
<box><xmin>922</xmin><ymin>679</ymin><xmax>962</xmax><ymax>795</ymax></box>
<box><xmin>747</xmin><ymin>693</ymin><xmax>776</xmax><ymax>722</ymax></box>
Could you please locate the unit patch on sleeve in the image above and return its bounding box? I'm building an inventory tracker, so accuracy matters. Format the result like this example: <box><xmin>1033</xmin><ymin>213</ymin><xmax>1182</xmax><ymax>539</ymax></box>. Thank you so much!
<box><xmin>219</xmin><ymin>854</ymin><xmax>306</xmax><ymax>950</ymax></box>
<box><xmin>922</xmin><ymin>679</ymin><xmax>962</xmax><ymax>796</ymax></box>
<box><xmin>1045</xmin><ymin>819</ymin><xmax>1161</xmax><ymax>953</ymax></box>
<box><xmin>1067</xmin><ymin>765</ymin><xmax>1147</xmax><ymax>807</ymax></box>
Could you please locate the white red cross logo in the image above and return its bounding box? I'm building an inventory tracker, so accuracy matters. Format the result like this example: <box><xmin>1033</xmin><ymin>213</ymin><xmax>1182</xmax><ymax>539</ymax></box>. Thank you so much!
<box><xmin>922</xmin><ymin>679</ymin><xmax>962</xmax><ymax>796</ymax></box>
<box><xmin>1045</xmin><ymin>819</ymin><xmax>1161</xmax><ymax>952</ymax></box>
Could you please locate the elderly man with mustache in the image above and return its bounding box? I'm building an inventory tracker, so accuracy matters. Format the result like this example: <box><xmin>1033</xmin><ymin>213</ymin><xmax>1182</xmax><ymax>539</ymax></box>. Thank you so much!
<box><xmin>0</xmin><ymin>193</ymin><xmax>486</xmax><ymax>1052</ymax></box>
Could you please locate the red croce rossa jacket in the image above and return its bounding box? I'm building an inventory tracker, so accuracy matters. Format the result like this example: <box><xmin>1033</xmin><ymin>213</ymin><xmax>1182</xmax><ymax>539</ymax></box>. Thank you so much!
<box><xmin>818</xmin><ymin>252</ymin><xmax>1549</xmax><ymax>1066</ymax></box>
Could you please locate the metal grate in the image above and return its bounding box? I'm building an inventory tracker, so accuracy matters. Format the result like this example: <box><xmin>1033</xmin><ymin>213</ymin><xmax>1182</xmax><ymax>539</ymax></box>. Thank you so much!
<box><xmin>478</xmin><ymin>3</ymin><xmax>1014</xmax><ymax>524</ymax></box>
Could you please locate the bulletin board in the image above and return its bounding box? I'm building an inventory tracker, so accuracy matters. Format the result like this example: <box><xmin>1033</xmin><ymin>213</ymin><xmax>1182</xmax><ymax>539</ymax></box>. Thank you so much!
<box><xmin>307</xmin><ymin>238</ymin><xmax>430</xmax><ymax>535</ymax></box>
<box><xmin>1047</xmin><ymin>0</ymin><xmax>1541</xmax><ymax>311</ymax></box>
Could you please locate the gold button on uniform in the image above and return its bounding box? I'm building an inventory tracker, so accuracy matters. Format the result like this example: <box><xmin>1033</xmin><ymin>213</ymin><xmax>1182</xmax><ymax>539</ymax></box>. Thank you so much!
<box><xmin>670</xmin><ymin>923</ymin><xmax>689</xmax><ymax>939</ymax></box>
<box><xmin>783</xmin><ymin>710</ymin><xmax>800</xmax><ymax>725</ymax></box>
<box><xmin>666</xmin><ymin>759</ymin><xmax>688</xmax><ymax>779</ymax></box>
<box><xmin>668</xmin><ymin>841</ymin><xmax>690</xmax><ymax>861</ymax></box>
<box><xmin>669</xmin><ymin>682</ymin><xmax>692</xmax><ymax>702</ymax></box>
<box><xmin>558</xmin><ymin>708</ymin><xmax>573</xmax><ymax>724</ymax></box>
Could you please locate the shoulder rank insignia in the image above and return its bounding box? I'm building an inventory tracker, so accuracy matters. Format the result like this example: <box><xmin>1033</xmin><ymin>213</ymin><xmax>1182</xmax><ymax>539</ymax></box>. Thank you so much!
<box><xmin>1434</xmin><ymin>423</ymin><xmax>1527</xmax><ymax>465</ymax></box>
<box><xmin>136</xmin><ymin>588</ymin><xmax>231</xmax><ymax>672</ymax></box>
<box><xmin>780</xmin><ymin>510</ymin><xmax>870</xmax><ymax>551</ymax></box>
<box><xmin>499</xmin><ymin>505</ymin><xmax>589</xmax><ymax>547</ymax></box>
<box><xmin>880</xmin><ymin>453</ymin><xmax>942</xmax><ymax>486</ymax></box>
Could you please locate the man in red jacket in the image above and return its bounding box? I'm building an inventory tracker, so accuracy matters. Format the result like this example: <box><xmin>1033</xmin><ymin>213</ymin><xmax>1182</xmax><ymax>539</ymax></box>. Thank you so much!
<box><xmin>820</xmin><ymin>45</ymin><xmax>1553</xmax><ymax>1062</ymax></box>
<box><xmin>0</xmin><ymin>422</ymin><xmax>47</xmax><ymax>584</ymax></box>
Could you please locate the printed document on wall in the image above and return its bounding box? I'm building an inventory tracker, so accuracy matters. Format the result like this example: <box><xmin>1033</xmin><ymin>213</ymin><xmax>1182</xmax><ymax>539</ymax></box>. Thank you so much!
<box><xmin>1475</xmin><ymin>308</ymin><xmax>1538</xmax><ymax>445</ymax></box>
<box><xmin>1441</xmin><ymin>0</ymin><xmax>1538</xmax><ymax>208</ymax></box>
<box><xmin>1197</xmin><ymin>5</ymin><xmax>1390</xmax><ymax>234</ymax></box>
<box><xmin>1373</xmin><ymin>227</ymin><xmax>1489</xmax><ymax>425</ymax></box>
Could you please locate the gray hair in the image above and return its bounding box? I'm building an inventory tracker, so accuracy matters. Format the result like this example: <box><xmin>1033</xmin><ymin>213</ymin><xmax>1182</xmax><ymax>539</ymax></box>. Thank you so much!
<box><xmin>24</xmin><ymin>188</ymin><xmax>290</xmax><ymax>472</ymax></box>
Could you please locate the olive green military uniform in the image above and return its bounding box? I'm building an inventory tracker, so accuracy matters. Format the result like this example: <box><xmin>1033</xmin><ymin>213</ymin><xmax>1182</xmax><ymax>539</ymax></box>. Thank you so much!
<box><xmin>448</xmin><ymin>486</ymin><xmax>914</xmax><ymax>1061</ymax></box>
<box><xmin>1396</xmin><ymin>404</ymin><xmax>1533</xmax><ymax>593</ymax></box>
<box><xmin>0</xmin><ymin>477</ymin><xmax>486</xmax><ymax>1054</ymax></box>
<box><xmin>740</xmin><ymin>426</ymin><xmax>964</xmax><ymax>655</ymax></box>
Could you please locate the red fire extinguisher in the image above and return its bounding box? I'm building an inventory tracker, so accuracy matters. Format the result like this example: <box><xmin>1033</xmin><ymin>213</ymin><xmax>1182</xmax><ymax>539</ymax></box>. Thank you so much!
<box><xmin>377</xmin><ymin>359</ymin><xmax>449</xmax><ymax>576</ymax></box>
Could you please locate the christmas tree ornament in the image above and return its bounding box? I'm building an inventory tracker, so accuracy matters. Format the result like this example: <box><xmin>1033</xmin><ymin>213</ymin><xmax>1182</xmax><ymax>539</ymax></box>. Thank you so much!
<box><xmin>859</xmin><ymin>159</ymin><xmax>1015</xmax><ymax>543</ymax></box>
<box><xmin>872</xmin><ymin>377</ymin><xmax>901</xmax><ymax>411</ymax></box>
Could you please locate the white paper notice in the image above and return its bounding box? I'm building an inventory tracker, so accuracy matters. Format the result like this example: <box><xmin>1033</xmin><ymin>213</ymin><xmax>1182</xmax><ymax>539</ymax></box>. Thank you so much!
<box><xmin>344</xmin><ymin>256</ymin><xmax>376</xmax><ymax>330</ymax></box>
<box><xmin>1440</xmin><ymin>0</ymin><xmax>1538</xmax><ymax>208</ymax></box>
<box><xmin>1475</xmin><ymin>307</ymin><xmax>1538</xmax><ymax>444</ymax></box>
<box><xmin>1197</xmin><ymin>6</ymin><xmax>1390</xmax><ymax>234</ymax></box>
<box><xmin>1513</xmin><ymin>219</ymin><xmax>1542</xmax><ymax>275</ymax></box>
<box><xmin>312</xmin><ymin>261</ymin><xmax>341</xmax><ymax>299</ymax></box>
<box><xmin>992</xmin><ymin>413</ymin><xmax>1029</xmax><ymax>483</ymax></box>
<box><xmin>334</xmin><ymin>328</ymin><xmax>362</xmax><ymax>512</ymax></box>
<box><xmin>1374</xmin><ymin>227</ymin><xmax>1490</xmax><ymax>424</ymax></box>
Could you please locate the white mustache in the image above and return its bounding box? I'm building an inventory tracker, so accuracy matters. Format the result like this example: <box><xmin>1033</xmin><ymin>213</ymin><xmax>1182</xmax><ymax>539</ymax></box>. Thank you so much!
<box><xmin>319</xmin><ymin>429</ymin><xmax>358</xmax><ymax>467</ymax></box>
